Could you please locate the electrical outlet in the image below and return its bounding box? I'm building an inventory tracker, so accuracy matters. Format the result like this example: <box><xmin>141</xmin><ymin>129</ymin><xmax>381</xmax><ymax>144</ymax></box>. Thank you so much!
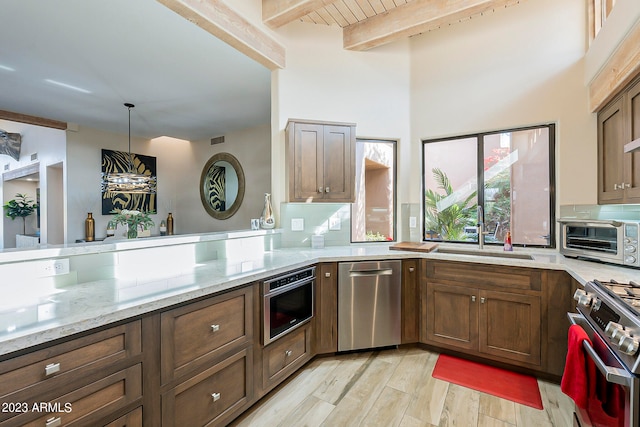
<box><xmin>37</xmin><ymin>258</ymin><xmax>70</xmax><ymax>277</ymax></box>
<box><xmin>329</xmin><ymin>215</ymin><xmax>341</xmax><ymax>231</ymax></box>
<box><xmin>291</xmin><ymin>218</ymin><xmax>304</xmax><ymax>231</ymax></box>
<box><xmin>409</xmin><ymin>217</ymin><xmax>417</xmax><ymax>228</ymax></box>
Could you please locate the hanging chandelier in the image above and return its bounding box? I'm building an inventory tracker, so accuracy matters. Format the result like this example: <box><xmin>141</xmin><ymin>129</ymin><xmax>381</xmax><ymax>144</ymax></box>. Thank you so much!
<box><xmin>101</xmin><ymin>103</ymin><xmax>157</xmax><ymax>194</ymax></box>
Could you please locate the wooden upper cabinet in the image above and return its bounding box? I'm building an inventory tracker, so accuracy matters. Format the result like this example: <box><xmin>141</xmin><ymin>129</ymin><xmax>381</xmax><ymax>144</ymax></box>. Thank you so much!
<box><xmin>286</xmin><ymin>119</ymin><xmax>356</xmax><ymax>202</ymax></box>
<box><xmin>598</xmin><ymin>76</ymin><xmax>640</xmax><ymax>204</ymax></box>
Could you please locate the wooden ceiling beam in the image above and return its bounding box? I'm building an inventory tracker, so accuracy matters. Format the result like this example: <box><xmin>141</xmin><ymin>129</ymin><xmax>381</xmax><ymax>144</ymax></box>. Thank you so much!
<box><xmin>0</xmin><ymin>110</ymin><xmax>67</xmax><ymax>130</ymax></box>
<box><xmin>263</xmin><ymin>0</ymin><xmax>336</xmax><ymax>28</ymax></box>
<box><xmin>157</xmin><ymin>0</ymin><xmax>286</xmax><ymax>70</ymax></box>
<box><xmin>343</xmin><ymin>0</ymin><xmax>522</xmax><ymax>51</ymax></box>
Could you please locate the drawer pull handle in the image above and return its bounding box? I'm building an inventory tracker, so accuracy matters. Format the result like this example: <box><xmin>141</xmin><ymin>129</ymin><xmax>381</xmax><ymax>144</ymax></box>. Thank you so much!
<box><xmin>325</xmin><ymin>272</ymin><xmax>331</xmax><ymax>277</ymax></box>
<box><xmin>471</xmin><ymin>296</ymin><xmax>476</xmax><ymax>302</ymax></box>
<box><xmin>211</xmin><ymin>324</ymin><xmax>220</xmax><ymax>332</ymax></box>
<box><xmin>318</xmin><ymin>187</ymin><xmax>323</xmax><ymax>193</ymax></box>
<box><xmin>211</xmin><ymin>392</ymin><xmax>221</xmax><ymax>402</ymax></box>
<box><xmin>480</xmin><ymin>297</ymin><xmax>486</xmax><ymax>304</ymax></box>
<box><xmin>325</xmin><ymin>187</ymin><xmax>330</xmax><ymax>193</ymax></box>
<box><xmin>45</xmin><ymin>363</ymin><xmax>60</xmax><ymax>376</ymax></box>
<box><xmin>285</xmin><ymin>350</ymin><xmax>293</xmax><ymax>357</ymax></box>
<box><xmin>46</xmin><ymin>417</ymin><xmax>62</xmax><ymax>427</ymax></box>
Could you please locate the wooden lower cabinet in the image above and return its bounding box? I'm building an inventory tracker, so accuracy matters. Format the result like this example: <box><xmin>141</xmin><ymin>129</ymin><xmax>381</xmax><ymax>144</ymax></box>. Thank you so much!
<box><xmin>3</xmin><ymin>364</ymin><xmax>142</xmax><ymax>427</ymax></box>
<box><xmin>401</xmin><ymin>259</ymin><xmax>420</xmax><ymax>344</ymax></box>
<box><xmin>313</xmin><ymin>263</ymin><xmax>338</xmax><ymax>354</ymax></box>
<box><xmin>262</xmin><ymin>324</ymin><xmax>312</xmax><ymax>392</ymax></box>
<box><xmin>103</xmin><ymin>406</ymin><xmax>142</xmax><ymax>427</ymax></box>
<box><xmin>422</xmin><ymin>260</ymin><xmax>543</xmax><ymax>369</ymax></box>
<box><xmin>161</xmin><ymin>348</ymin><xmax>252</xmax><ymax>427</ymax></box>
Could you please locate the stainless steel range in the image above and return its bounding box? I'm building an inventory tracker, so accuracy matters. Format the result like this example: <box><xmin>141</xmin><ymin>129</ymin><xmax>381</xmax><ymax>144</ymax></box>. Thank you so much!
<box><xmin>570</xmin><ymin>280</ymin><xmax>640</xmax><ymax>427</ymax></box>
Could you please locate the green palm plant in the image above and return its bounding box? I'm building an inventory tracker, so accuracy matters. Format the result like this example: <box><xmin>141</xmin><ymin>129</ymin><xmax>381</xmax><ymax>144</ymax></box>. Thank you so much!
<box><xmin>424</xmin><ymin>168</ymin><xmax>477</xmax><ymax>241</ymax></box>
<box><xmin>3</xmin><ymin>193</ymin><xmax>38</xmax><ymax>235</ymax></box>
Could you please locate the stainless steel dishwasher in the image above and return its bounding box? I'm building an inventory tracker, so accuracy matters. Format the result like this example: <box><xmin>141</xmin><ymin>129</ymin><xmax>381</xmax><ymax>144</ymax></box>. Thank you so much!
<box><xmin>338</xmin><ymin>260</ymin><xmax>401</xmax><ymax>352</ymax></box>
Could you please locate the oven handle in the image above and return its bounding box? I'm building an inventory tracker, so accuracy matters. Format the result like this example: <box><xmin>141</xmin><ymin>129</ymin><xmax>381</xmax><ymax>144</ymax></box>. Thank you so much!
<box><xmin>558</xmin><ymin>218</ymin><xmax>623</xmax><ymax>227</ymax></box>
<box><xmin>567</xmin><ymin>313</ymin><xmax>634</xmax><ymax>387</ymax></box>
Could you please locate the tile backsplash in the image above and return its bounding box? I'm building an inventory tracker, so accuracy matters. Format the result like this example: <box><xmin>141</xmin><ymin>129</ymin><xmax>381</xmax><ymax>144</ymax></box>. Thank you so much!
<box><xmin>559</xmin><ymin>204</ymin><xmax>640</xmax><ymax>221</ymax></box>
<box><xmin>280</xmin><ymin>203</ymin><xmax>351</xmax><ymax>247</ymax></box>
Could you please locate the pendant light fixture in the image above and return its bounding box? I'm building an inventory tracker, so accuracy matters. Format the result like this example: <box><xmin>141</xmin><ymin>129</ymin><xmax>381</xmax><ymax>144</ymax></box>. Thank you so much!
<box><xmin>101</xmin><ymin>103</ymin><xmax>157</xmax><ymax>194</ymax></box>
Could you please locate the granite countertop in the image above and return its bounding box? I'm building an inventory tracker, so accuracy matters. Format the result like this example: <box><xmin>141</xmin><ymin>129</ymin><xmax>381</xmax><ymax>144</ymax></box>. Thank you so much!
<box><xmin>1</xmin><ymin>243</ymin><xmax>637</xmax><ymax>358</ymax></box>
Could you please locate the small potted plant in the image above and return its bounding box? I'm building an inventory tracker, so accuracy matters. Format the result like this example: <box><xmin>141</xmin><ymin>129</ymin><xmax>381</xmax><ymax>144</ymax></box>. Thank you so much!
<box><xmin>3</xmin><ymin>193</ymin><xmax>38</xmax><ymax>235</ymax></box>
<box><xmin>111</xmin><ymin>209</ymin><xmax>155</xmax><ymax>239</ymax></box>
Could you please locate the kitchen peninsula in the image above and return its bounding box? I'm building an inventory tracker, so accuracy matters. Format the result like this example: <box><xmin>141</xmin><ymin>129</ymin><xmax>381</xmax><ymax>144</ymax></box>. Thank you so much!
<box><xmin>1</xmin><ymin>229</ymin><xmax>638</xmax><ymax>426</ymax></box>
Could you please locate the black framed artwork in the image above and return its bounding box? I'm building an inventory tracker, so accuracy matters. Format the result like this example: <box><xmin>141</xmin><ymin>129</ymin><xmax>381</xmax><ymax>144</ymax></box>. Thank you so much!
<box><xmin>101</xmin><ymin>149</ymin><xmax>157</xmax><ymax>214</ymax></box>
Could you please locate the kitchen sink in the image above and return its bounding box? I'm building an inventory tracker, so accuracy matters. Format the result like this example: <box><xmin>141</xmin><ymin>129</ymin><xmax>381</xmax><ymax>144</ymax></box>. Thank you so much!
<box><xmin>434</xmin><ymin>248</ymin><xmax>534</xmax><ymax>260</ymax></box>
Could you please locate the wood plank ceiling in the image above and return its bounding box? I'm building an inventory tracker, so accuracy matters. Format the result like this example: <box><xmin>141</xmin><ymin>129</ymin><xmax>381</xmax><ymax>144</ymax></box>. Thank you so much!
<box><xmin>263</xmin><ymin>0</ymin><xmax>525</xmax><ymax>51</ymax></box>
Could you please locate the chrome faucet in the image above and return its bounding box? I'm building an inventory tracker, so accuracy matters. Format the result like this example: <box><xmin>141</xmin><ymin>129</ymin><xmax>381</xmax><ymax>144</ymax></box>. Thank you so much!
<box><xmin>477</xmin><ymin>206</ymin><xmax>486</xmax><ymax>249</ymax></box>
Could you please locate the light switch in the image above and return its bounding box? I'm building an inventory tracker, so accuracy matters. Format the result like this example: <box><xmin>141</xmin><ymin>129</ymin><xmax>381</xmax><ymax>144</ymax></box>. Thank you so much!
<box><xmin>409</xmin><ymin>217</ymin><xmax>417</xmax><ymax>228</ymax></box>
<box><xmin>291</xmin><ymin>218</ymin><xmax>304</xmax><ymax>231</ymax></box>
<box><xmin>329</xmin><ymin>215</ymin><xmax>341</xmax><ymax>231</ymax></box>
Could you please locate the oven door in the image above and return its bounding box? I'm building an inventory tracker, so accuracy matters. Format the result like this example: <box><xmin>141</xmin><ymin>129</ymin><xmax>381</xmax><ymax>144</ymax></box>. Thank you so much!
<box><xmin>567</xmin><ymin>313</ymin><xmax>639</xmax><ymax>427</ymax></box>
<box><xmin>263</xmin><ymin>279</ymin><xmax>314</xmax><ymax>345</ymax></box>
<box><xmin>559</xmin><ymin>220</ymin><xmax>623</xmax><ymax>264</ymax></box>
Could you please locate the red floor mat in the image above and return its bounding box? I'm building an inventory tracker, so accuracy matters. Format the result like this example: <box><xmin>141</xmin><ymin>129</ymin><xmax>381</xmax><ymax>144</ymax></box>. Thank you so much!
<box><xmin>432</xmin><ymin>354</ymin><xmax>544</xmax><ymax>410</ymax></box>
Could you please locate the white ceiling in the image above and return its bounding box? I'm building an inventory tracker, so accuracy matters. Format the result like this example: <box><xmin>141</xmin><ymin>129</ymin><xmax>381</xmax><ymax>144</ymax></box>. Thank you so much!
<box><xmin>0</xmin><ymin>0</ymin><xmax>271</xmax><ymax>141</ymax></box>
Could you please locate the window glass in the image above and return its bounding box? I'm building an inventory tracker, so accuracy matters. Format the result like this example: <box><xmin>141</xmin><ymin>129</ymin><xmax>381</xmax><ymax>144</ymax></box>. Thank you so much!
<box><xmin>422</xmin><ymin>125</ymin><xmax>555</xmax><ymax>248</ymax></box>
<box><xmin>423</xmin><ymin>137</ymin><xmax>478</xmax><ymax>242</ymax></box>
<box><xmin>351</xmin><ymin>139</ymin><xmax>396</xmax><ymax>242</ymax></box>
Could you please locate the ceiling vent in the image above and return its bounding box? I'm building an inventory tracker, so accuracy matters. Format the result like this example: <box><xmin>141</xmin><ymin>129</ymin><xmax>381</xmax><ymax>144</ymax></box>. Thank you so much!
<box><xmin>31</xmin><ymin>153</ymin><xmax>38</xmax><ymax>161</ymax></box>
<box><xmin>210</xmin><ymin>136</ymin><xmax>225</xmax><ymax>145</ymax></box>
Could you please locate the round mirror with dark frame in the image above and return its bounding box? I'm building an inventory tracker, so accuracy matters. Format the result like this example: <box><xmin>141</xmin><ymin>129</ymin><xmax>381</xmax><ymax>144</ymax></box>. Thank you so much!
<box><xmin>200</xmin><ymin>153</ymin><xmax>245</xmax><ymax>220</ymax></box>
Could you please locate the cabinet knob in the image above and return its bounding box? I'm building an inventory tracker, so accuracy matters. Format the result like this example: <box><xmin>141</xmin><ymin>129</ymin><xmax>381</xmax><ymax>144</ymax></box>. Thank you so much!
<box><xmin>211</xmin><ymin>392</ymin><xmax>221</xmax><ymax>402</ymax></box>
<box><xmin>325</xmin><ymin>272</ymin><xmax>331</xmax><ymax>277</ymax></box>
<box><xmin>46</xmin><ymin>417</ymin><xmax>62</xmax><ymax>427</ymax></box>
<box><xmin>211</xmin><ymin>324</ymin><xmax>220</xmax><ymax>332</ymax></box>
<box><xmin>285</xmin><ymin>350</ymin><xmax>293</xmax><ymax>357</ymax></box>
<box><xmin>45</xmin><ymin>362</ymin><xmax>60</xmax><ymax>376</ymax></box>
<box><xmin>480</xmin><ymin>297</ymin><xmax>486</xmax><ymax>304</ymax></box>
<box><xmin>325</xmin><ymin>187</ymin><xmax>330</xmax><ymax>193</ymax></box>
<box><xmin>409</xmin><ymin>267</ymin><xmax>415</xmax><ymax>273</ymax></box>
<box><xmin>471</xmin><ymin>296</ymin><xmax>476</xmax><ymax>302</ymax></box>
<box><xmin>625</xmin><ymin>183</ymin><xmax>631</xmax><ymax>189</ymax></box>
<box><xmin>318</xmin><ymin>187</ymin><xmax>324</xmax><ymax>193</ymax></box>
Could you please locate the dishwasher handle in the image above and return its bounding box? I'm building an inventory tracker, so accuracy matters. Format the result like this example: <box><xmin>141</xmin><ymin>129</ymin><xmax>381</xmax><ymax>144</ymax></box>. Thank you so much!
<box><xmin>349</xmin><ymin>268</ymin><xmax>394</xmax><ymax>277</ymax></box>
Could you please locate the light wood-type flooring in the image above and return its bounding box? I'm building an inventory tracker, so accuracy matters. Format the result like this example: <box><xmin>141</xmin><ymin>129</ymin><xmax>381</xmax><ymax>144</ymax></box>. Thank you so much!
<box><xmin>230</xmin><ymin>347</ymin><xmax>574</xmax><ymax>427</ymax></box>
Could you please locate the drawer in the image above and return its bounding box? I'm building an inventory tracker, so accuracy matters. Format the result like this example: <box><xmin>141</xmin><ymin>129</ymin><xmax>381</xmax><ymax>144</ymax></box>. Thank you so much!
<box><xmin>2</xmin><ymin>364</ymin><xmax>142</xmax><ymax>427</ymax></box>
<box><xmin>424</xmin><ymin>260</ymin><xmax>541</xmax><ymax>291</ymax></box>
<box><xmin>161</xmin><ymin>286</ymin><xmax>253</xmax><ymax>383</ymax></box>
<box><xmin>103</xmin><ymin>406</ymin><xmax>142</xmax><ymax>427</ymax></box>
<box><xmin>0</xmin><ymin>321</ymin><xmax>141</xmax><ymax>413</ymax></box>
<box><xmin>263</xmin><ymin>325</ymin><xmax>311</xmax><ymax>390</ymax></box>
<box><xmin>162</xmin><ymin>348</ymin><xmax>252</xmax><ymax>427</ymax></box>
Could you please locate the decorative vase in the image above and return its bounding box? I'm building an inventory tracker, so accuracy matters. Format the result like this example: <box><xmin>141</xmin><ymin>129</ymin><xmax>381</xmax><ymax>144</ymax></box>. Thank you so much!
<box><xmin>127</xmin><ymin>223</ymin><xmax>138</xmax><ymax>239</ymax></box>
<box><xmin>260</xmin><ymin>193</ymin><xmax>275</xmax><ymax>229</ymax></box>
<box><xmin>106</xmin><ymin>220</ymin><xmax>116</xmax><ymax>237</ymax></box>
<box><xmin>85</xmin><ymin>213</ymin><xmax>95</xmax><ymax>242</ymax></box>
<box><xmin>167</xmin><ymin>213</ymin><xmax>174</xmax><ymax>235</ymax></box>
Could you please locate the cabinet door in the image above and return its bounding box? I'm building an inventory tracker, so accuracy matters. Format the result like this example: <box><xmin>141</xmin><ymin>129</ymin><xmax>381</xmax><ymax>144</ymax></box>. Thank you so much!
<box><xmin>425</xmin><ymin>283</ymin><xmax>478</xmax><ymax>351</ymax></box>
<box><xmin>479</xmin><ymin>290</ymin><xmax>541</xmax><ymax>366</ymax></box>
<box><xmin>401</xmin><ymin>259</ymin><xmax>419</xmax><ymax>343</ymax></box>
<box><xmin>322</xmin><ymin>125</ymin><xmax>354</xmax><ymax>201</ymax></box>
<box><xmin>292</xmin><ymin>123</ymin><xmax>324</xmax><ymax>201</ymax></box>
<box><xmin>624</xmin><ymin>80</ymin><xmax>640</xmax><ymax>202</ymax></box>
<box><xmin>598</xmin><ymin>96</ymin><xmax>626</xmax><ymax>203</ymax></box>
<box><xmin>314</xmin><ymin>263</ymin><xmax>338</xmax><ymax>354</ymax></box>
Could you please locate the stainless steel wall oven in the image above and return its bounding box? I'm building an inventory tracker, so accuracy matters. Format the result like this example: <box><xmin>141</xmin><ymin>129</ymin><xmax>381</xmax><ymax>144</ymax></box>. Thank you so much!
<box><xmin>262</xmin><ymin>266</ymin><xmax>315</xmax><ymax>345</ymax></box>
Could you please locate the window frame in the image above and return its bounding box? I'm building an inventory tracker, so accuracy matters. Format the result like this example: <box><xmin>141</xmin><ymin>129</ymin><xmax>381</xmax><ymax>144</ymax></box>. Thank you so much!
<box><xmin>350</xmin><ymin>137</ymin><xmax>398</xmax><ymax>244</ymax></box>
<box><xmin>421</xmin><ymin>123</ymin><xmax>556</xmax><ymax>248</ymax></box>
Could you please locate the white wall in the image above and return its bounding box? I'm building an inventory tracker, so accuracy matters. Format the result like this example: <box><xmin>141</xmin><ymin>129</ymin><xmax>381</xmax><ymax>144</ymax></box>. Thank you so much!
<box><xmin>65</xmin><ymin>123</ymin><xmax>271</xmax><ymax>241</ymax></box>
<box><xmin>410</xmin><ymin>0</ymin><xmax>595</xmax><ymax>206</ymax></box>
<box><xmin>271</xmin><ymin>22</ymin><xmax>412</xmax><ymax>228</ymax></box>
<box><xmin>0</xmin><ymin>120</ymin><xmax>66</xmax><ymax>248</ymax></box>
